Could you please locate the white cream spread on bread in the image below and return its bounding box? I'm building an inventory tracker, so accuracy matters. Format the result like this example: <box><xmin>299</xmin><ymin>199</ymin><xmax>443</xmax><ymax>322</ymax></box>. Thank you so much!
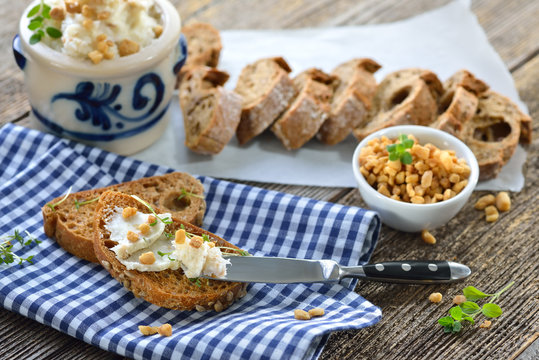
<box><xmin>105</xmin><ymin>207</ymin><xmax>229</xmax><ymax>277</ymax></box>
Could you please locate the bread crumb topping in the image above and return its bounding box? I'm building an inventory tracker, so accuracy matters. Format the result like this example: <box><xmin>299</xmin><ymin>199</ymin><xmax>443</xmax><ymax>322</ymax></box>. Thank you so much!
<box><xmin>105</xmin><ymin>206</ymin><xmax>229</xmax><ymax>278</ymax></box>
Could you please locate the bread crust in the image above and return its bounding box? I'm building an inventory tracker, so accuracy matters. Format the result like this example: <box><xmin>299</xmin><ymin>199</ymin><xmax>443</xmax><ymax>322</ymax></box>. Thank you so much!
<box><xmin>93</xmin><ymin>191</ymin><xmax>246</xmax><ymax>311</ymax></box>
<box><xmin>271</xmin><ymin>68</ymin><xmax>334</xmax><ymax>150</ymax></box>
<box><xmin>353</xmin><ymin>69</ymin><xmax>443</xmax><ymax>140</ymax></box>
<box><xmin>318</xmin><ymin>58</ymin><xmax>381</xmax><ymax>145</ymax></box>
<box><xmin>235</xmin><ymin>57</ymin><xmax>297</xmax><ymax>145</ymax></box>
<box><xmin>459</xmin><ymin>91</ymin><xmax>525</xmax><ymax>180</ymax></box>
<box><xmin>431</xmin><ymin>86</ymin><xmax>479</xmax><ymax>136</ymax></box>
<box><xmin>180</xmin><ymin>66</ymin><xmax>242</xmax><ymax>155</ymax></box>
<box><xmin>42</xmin><ymin>173</ymin><xmax>206</xmax><ymax>263</ymax></box>
<box><xmin>182</xmin><ymin>22</ymin><xmax>222</xmax><ymax>68</ymax></box>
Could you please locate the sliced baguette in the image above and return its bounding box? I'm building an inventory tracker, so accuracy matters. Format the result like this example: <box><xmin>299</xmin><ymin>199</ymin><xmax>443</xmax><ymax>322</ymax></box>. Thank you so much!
<box><xmin>179</xmin><ymin>66</ymin><xmax>242</xmax><ymax>154</ymax></box>
<box><xmin>271</xmin><ymin>68</ymin><xmax>335</xmax><ymax>150</ymax></box>
<box><xmin>431</xmin><ymin>70</ymin><xmax>489</xmax><ymax>135</ymax></box>
<box><xmin>93</xmin><ymin>191</ymin><xmax>246</xmax><ymax>311</ymax></box>
<box><xmin>353</xmin><ymin>68</ymin><xmax>443</xmax><ymax>140</ymax></box>
<box><xmin>459</xmin><ymin>91</ymin><xmax>530</xmax><ymax>180</ymax></box>
<box><xmin>42</xmin><ymin>172</ymin><xmax>206</xmax><ymax>263</ymax></box>
<box><xmin>234</xmin><ymin>57</ymin><xmax>297</xmax><ymax>145</ymax></box>
<box><xmin>182</xmin><ymin>22</ymin><xmax>222</xmax><ymax>68</ymax></box>
<box><xmin>317</xmin><ymin>58</ymin><xmax>381</xmax><ymax>145</ymax></box>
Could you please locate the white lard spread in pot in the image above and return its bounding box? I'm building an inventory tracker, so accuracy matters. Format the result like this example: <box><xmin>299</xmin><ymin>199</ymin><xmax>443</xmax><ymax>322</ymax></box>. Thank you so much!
<box><xmin>105</xmin><ymin>206</ymin><xmax>230</xmax><ymax>278</ymax></box>
<box><xmin>40</xmin><ymin>0</ymin><xmax>162</xmax><ymax>63</ymax></box>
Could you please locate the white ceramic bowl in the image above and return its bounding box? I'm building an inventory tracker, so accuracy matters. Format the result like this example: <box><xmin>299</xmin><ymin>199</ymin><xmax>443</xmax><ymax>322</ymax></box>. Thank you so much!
<box><xmin>352</xmin><ymin>125</ymin><xmax>479</xmax><ymax>232</ymax></box>
<box><xmin>13</xmin><ymin>0</ymin><xmax>186</xmax><ymax>155</ymax></box>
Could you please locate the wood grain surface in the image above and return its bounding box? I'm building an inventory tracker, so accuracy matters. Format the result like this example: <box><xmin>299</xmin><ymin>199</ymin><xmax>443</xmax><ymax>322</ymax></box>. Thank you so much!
<box><xmin>1</xmin><ymin>0</ymin><xmax>537</xmax><ymax>359</ymax></box>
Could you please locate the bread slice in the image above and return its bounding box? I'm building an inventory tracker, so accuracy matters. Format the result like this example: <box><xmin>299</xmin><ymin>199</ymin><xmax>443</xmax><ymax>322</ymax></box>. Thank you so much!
<box><xmin>234</xmin><ymin>57</ymin><xmax>297</xmax><ymax>145</ymax></box>
<box><xmin>179</xmin><ymin>66</ymin><xmax>242</xmax><ymax>154</ymax></box>
<box><xmin>353</xmin><ymin>69</ymin><xmax>443</xmax><ymax>140</ymax></box>
<box><xmin>42</xmin><ymin>173</ymin><xmax>206</xmax><ymax>263</ymax></box>
<box><xmin>271</xmin><ymin>68</ymin><xmax>335</xmax><ymax>150</ymax></box>
<box><xmin>93</xmin><ymin>191</ymin><xmax>247</xmax><ymax>311</ymax></box>
<box><xmin>182</xmin><ymin>22</ymin><xmax>222</xmax><ymax>68</ymax></box>
<box><xmin>431</xmin><ymin>70</ymin><xmax>489</xmax><ymax>135</ymax></box>
<box><xmin>318</xmin><ymin>58</ymin><xmax>381</xmax><ymax>145</ymax></box>
<box><xmin>459</xmin><ymin>91</ymin><xmax>530</xmax><ymax>180</ymax></box>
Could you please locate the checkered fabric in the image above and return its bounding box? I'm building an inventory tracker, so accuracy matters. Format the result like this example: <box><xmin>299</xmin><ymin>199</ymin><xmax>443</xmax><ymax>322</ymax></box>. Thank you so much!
<box><xmin>0</xmin><ymin>123</ymin><xmax>381</xmax><ymax>360</ymax></box>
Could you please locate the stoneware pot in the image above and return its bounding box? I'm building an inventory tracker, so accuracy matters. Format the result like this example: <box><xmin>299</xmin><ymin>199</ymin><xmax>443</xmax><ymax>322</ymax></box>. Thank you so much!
<box><xmin>13</xmin><ymin>0</ymin><xmax>186</xmax><ymax>155</ymax></box>
<box><xmin>352</xmin><ymin>125</ymin><xmax>479</xmax><ymax>232</ymax></box>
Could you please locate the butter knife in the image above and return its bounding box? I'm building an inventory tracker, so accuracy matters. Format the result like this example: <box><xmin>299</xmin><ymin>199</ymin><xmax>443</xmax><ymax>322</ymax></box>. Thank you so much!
<box><xmin>211</xmin><ymin>257</ymin><xmax>471</xmax><ymax>284</ymax></box>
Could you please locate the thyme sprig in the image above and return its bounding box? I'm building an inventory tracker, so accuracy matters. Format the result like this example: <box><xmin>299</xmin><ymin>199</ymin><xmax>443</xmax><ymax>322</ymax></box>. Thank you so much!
<box><xmin>177</xmin><ymin>189</ymin><xmax>204</xmax><ymax>201</ymax></box>
<box><xmin>74</xmin><ymin>197</ymin><xmax>99</xmax><ymax>210</ymax></box>
<box><xmin>0</xmin><ymin>230</ymin><xmax>41</xmax><ymax>265</ymax></box>
<box><xmin>47</xmin><ymin>186</ymin><xmax>73</xmax><ymax>211</ymax></box>
<box><xmin>131</xmin><ymin>195</ymin><xmax>173</xmax><ymax>225</ymax></box>
<box><xmin>27</xmin><ymin>0</ymin><xmax>62</xmax><ymax>44</ymax></box>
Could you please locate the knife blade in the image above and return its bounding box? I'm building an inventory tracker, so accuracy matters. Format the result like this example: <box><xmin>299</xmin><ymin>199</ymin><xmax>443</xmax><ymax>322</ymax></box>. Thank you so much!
<box><xmin>208</xmin><ymin>256</ymin><xmax>471</xmax><ymax>284</ymax></box>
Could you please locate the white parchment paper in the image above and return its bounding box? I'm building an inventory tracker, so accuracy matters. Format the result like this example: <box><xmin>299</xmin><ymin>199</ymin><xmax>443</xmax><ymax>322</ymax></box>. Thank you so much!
<box><xmin>134</xmin><ymin>0</ymin><xmax>529</xmax><ymax>191</ymax></box>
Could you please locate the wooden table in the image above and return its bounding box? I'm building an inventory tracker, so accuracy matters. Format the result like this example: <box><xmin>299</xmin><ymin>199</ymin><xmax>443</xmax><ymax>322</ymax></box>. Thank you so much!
<box><xmin>1</xmin><ymin>0</ymin><xmax>537</xmax><ymax>359</ymax></box>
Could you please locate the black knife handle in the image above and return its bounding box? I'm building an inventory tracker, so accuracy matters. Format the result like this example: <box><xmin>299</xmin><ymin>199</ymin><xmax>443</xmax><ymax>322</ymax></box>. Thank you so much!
<box><xmin>343</xmin><ymin>260</ymin><xmax>470</xmax><ymax>284</ymax></box>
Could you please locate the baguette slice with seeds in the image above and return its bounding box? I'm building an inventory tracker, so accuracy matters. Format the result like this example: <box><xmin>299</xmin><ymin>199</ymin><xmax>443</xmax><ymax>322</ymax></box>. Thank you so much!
<box><xmin>42</xmin><ymin>172</ymin><xmax>206</xmax><ymax>263</ymax></box>
<box><xmin>93</xmin><ymin>191</ymin><xmax>246</xmax><ymax>311</ymax></box>
<box><xmin>234</xmin><ymin>57</ymin><xmax>297</xmax><ymax>145</ymax></box>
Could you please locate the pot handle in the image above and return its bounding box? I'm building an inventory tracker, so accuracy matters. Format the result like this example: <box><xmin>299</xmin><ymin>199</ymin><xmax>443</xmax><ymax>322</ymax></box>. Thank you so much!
<box><xmin>13</xmin><ymin>34</ymin><xmax>26</xmax><ymax>71</ymax></box>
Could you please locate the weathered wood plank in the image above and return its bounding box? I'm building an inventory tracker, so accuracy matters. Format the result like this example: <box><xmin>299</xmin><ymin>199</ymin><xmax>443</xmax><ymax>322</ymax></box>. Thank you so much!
<box><xmin>1</xmin><ymin>1</ymin><xmax>537</xmax><ymax>360</ymax></box>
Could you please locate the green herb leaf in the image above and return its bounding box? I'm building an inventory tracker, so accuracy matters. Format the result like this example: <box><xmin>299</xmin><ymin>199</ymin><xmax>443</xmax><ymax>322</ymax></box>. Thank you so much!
<box><xmin>460</xmin><ymin>301</ymin><xmax>480</xmax><ymax>315</ymax></box>
<box><xmin>482</xmin><ymin>303</ymin><xmax>503</xmax><ymax>318</ymax></box>
<box><xmin>449</xmin><ymin>306</ymin><xmax>463</xmax><ymax>321</ymax></box>
<box><xmin>42</xmin><ymin>4</ymin><xmax>51</xmax><ymax>19</ymax></box>
<box><xmin>29</xmin><ymin>33</ymin><xmax>42</xmax><ymax>45</ymax></box>
<box><xmin>463</xmin><ymin>286</ymin><xmax>492</xmax><ymax>301</ymax></box>
<box><xmin>27</xmin><ymin>4</ymin><xmax>41</xmax><ymax>17</ymax></box>
<box><xmin>130</xmin><ymin>195</ymin><xmax>172</xmax><ymax>225</ymax></box>
<box><xmin>46</xmin><ymin>27</ymin><xmax>62</xmax><ymax>38</ymax></box>
<box><xmin>462</xmin><ymin>316</ymin><xmax>474</xmax><ymax>325</ymax></box>
<box><xmin>400</xmin><ymin>152</ymin><xmax>412</xmax><ymax>165</ymax></box>
<box><xmin>438</xmin><ymin>316</ymin><xmax>454</xmax><ymax>326</ymax></box>
<box><xmin>189</xmin><ymin>277</ymin><xmax>202</xmax><ymax>287</ymax></box>
<box><xmin>452</xmin><ymin>320</ymin><xmax>462</xmax><ymax>333</ymax></box>
<box><xmin>386</xmin><ymin>144</ymin><xmax>396</xmax><ymax>153</ymax></box>
<box><xmin>403</xmin><ymin>139</ymin><xmax>414</xmax><ymax>148</ymax></box>
<box><xmin>28</xmin><ymin>19</ymin><xmax>43</xmax><ymax>30</ymax></box>
<box><xmin>389</xmin><ymin>152</ymin><xmax>399</xmax><ymax>161</ymax></box>
<box><xmin>202</xmin><ymin>234</ymin><xmax>210</xmax><ymax>242</ymax></box>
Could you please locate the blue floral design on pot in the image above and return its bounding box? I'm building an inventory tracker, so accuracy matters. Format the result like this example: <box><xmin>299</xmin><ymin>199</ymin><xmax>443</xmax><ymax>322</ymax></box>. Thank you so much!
<box><xmin>51</xmin><ymin>72</ymin><xmax>164</xmax><ymax>132</ymax></box>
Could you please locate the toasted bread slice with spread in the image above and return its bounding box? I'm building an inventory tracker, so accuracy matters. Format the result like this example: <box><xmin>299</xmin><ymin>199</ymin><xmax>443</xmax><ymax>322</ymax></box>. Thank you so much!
<box><xmin>42</xmin><ymin>172</ymin><xmax>206</xmax><ymax>263</ymax></box>
<box><xmin>93</xmin><ymin>191</ymin><xmax>247</xmax><ymax>311</ymax></box>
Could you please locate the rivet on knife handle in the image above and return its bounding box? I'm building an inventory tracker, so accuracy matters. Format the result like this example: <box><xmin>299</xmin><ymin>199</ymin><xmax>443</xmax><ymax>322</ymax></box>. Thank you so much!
<box><xmin>342</xmin><ymin>260</ymin><xmax>471</xmax><ymax>284</ymax></box>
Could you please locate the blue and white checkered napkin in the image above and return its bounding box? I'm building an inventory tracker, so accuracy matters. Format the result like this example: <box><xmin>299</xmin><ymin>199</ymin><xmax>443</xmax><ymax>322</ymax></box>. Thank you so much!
<box><xmin>0</xmin><ymin>123</ymin><xmax>381</xmax><ymax>360</ymax></box>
